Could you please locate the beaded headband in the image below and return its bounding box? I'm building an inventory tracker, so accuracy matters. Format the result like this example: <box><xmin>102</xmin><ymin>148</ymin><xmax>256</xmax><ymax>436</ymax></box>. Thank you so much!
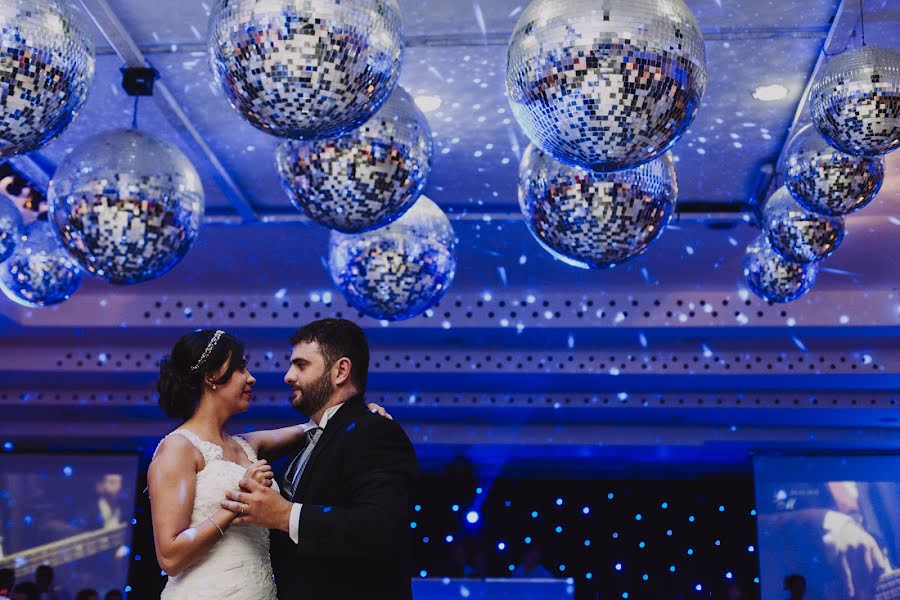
<box><xmin>190</xmin><ymin>330</ymin><xmax>225</xmax><ymax>372</ymax></box>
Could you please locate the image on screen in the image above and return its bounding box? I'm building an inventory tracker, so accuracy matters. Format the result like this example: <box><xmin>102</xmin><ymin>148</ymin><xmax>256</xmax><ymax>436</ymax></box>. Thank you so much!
<box><xmin>754</xmin><ymin>455</ymin><xmax>900</xmax><ymax>600</ymax></box>
<box><xmin>0</xmin><ymin>454</ymin><xmax>139</xmax><ymax>597</ymax></box>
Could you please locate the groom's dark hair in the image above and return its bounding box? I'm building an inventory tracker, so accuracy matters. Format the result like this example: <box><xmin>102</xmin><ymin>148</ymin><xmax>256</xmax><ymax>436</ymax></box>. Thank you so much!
<box><xmin>290</xmin><ymin>318</ymin><xmax>369</xmax><ymax>394</ymax></box>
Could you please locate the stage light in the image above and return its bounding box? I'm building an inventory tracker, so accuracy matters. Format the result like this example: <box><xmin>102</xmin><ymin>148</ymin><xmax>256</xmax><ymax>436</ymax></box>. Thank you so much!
<box><xmin>466</xmin><ymin>511</ymin><xmax>480</xmax><ymax>524</ymax></box>
<box><xmin>752</xmin><ymin>84</ymin><xmax>788</xmax><ymax>101</ymax></box>
<box><xmin>414</xmin><ymin>95</ymin><xmax>442</xmax><ymax>113</ymax></box>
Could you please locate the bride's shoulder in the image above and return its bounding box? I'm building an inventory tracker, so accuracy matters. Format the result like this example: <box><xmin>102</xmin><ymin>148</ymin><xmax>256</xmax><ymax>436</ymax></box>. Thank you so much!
<box><xmin>151</xmin><ymin>430</ymin><xmax>204</xmax><ymax>468</ymax></box>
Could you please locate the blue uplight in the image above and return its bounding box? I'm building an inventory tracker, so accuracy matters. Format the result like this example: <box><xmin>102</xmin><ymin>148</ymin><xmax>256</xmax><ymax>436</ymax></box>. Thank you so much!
<box><xmin>466</xmin><ymin>511</ymin><xmax>479</xmax><ymax>524</ymax></box>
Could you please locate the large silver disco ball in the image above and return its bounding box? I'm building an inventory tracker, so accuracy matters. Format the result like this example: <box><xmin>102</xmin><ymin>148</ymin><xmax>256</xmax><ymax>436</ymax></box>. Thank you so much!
<box><xmin>0</xmin><ymin>0</ymin><xmax>94</xmax><ymax>157</ymax></box>
<box><xmin>209</xmin><ymin>0</ymin><xmax>403</xmax><ymax>140</ymax></box>
<box><xmin>743</xmin><ymin>234</ymin><xmax>817</xmax><ymax>304</ymax></box>
<box><xmin>781</xmin><ymin>124</ymin><xmax>884</xmax><ymax>216</ymax></box>
<box><xmin>0</xmin><ymin>220</ymin><xmax>82</xmax><ymax>307</ymax></box>
<box><xmin>328</xmin><ymin>196</ymin><xmax>456</xmax><ymax>321</ymax></box>
<box><xmin>48</xmin><ymin>129</ymin><xmax>204</xmax><ymax>285</ymax></box>
<box><xmin>0</xmin><ymin>195</ymin><xmax>24</xmax><ymax>262</ymax></box>
<box><xmin>810</xmin><ymin>46</ymin><xmax>900</xmax><ymax>157</ymax></box>
<box><xmin>518</xmin><ymin>144</ymin><xmax>677</xmax><ymax>269</ymax></box>
<box><xmin>506</xmin><ymin>0</ymin><xmax>707</xmax><ymax>172</ymax></box>
<box><xmin>763</xmin><ymin>186</ymin><xmax>843</xmax><ymax>264</ymax></box>
<box><xmin>277</xmin><ymin>87</ymin><xmax>432</xmax><ymax>233</ymax></box>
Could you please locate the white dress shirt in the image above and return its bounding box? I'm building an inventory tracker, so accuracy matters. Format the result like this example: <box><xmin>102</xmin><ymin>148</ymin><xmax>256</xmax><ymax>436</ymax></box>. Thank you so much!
<box><xmin>288</xmin><ymin>402</ymin><xmax>346</xmax><ymax>543</ymax></box>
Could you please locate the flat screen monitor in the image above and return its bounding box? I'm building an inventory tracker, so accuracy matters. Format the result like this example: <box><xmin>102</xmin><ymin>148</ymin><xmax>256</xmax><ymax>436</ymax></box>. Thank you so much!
<box><xmin>754</xmin><ymin>455</ymin><xmax>900</xmax><ymax>600</ymax></box>
<box><xmin>0</xmin><ymin>454</ymin><xmax>139</xmax><ymax>597</ymax></box>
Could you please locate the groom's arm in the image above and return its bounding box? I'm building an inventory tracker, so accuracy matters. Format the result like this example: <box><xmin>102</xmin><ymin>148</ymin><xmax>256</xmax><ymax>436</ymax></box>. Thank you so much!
<box><xmin>293</xmin><ymin>417</ymin><xmax>418</xmax><ymax>558</ymax></box>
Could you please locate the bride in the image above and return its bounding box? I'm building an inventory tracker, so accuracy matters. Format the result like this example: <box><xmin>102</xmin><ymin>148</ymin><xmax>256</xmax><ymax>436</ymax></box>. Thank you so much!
<box><xmin>148</xmin><ymin>329</ymin><xmax>390</xmax><ymax>599</ymax></box>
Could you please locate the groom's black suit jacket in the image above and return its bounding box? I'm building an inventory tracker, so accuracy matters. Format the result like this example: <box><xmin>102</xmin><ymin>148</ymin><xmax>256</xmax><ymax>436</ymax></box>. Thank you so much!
<box><xmin>271</xmin><ymin>396</ymin><xmax>419</xmax><ymax>600</ymax></box>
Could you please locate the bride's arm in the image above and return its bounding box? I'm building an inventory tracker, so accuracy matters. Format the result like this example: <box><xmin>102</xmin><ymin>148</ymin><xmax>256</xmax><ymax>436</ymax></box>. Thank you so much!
<box><xmin>148</xmin><ymin>435</ymin><xmax>237</xmax><ymax>577</ymax></box>
<box><xmin>241</xmin><ymin>424</ymin><xmax>312</xmax><ymax>462</ymax></box>
<box><xmin>243</xmin><ymin>403</ymin><xmax>394</xmax><ymax>460</ymax></box>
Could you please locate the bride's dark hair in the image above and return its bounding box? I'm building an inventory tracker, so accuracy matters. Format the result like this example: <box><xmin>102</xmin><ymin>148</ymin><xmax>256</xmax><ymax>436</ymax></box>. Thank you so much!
<box><xmin>157</xmin><ymin>329</ymin><xmax>246</xmax><ymax>420</ymax></box>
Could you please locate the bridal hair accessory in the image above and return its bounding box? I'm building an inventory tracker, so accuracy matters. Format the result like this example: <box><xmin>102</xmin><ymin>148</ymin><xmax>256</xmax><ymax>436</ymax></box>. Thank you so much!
<box><xmin>191</xmin><ymin>330</ymin><xmax>225</xmax><ymax>372</ymax></box>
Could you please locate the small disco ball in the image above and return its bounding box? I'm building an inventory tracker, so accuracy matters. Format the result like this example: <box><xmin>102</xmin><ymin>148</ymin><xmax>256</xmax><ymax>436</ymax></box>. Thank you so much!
<box><xmin>763</xmin><ymin>186</ymin><xmax>844</xmax><ymax>264</ymax></box>
<box><xmin>48</xmin><ymin>129</ymin><xmax>204</xmax><ymax>285</ymax></box>
<box><xmin>810</xmin><ymin>46</ymin><xmax>900</xmax><ymax>157</ymax></box>
<box><xmin>781</xmin><ymin>124</ymin><xmax>884</xmax><ymax>216</ymax></box>
<box><xmin>277</xmin><ymin>86</ymin><xmax>432</xmax><ymax>233</ymax></box>
<box><xmin>0</xmin><ymin>220</ymin><xmax>82</xmax><ymax>307</ymax></box>
<box><xmin>0</xmin><ymin>0</ymin><xmax>95</xmax><ymax>157</ymax></box>
<box><xmin>518</xmin><ymin>144</ymin><xmax>677</xmax><ymax>269</ymax></box>
<box><xmin>743</xmin><ymin>234</ymin><xmax>817</xmax><ymax>304</ymax></box>
<box><xmin>328</xmin><ymin>196</ymin><xmax>457</xmax><ymax>321</ymax></box>
<box><xmin>209</xmin><ymin>0</ymin><xmax>403</xmax><ymax>140</ymax></box>
<box><xmin>506</xmin><ymin>0</ymin><xmax>707</xmax><ymax>172</ymax></box>
<box><xmin>0</xmin><ymin>195</ymin><xmax>24</xmax><ymax>262</ymax></box>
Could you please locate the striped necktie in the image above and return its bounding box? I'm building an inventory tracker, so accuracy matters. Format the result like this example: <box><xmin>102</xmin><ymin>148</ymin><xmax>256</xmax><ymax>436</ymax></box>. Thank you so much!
<box><xmin>281</xmin><ymin>427</ymin><xmax>322</xmax><ymax>500</ymax></box>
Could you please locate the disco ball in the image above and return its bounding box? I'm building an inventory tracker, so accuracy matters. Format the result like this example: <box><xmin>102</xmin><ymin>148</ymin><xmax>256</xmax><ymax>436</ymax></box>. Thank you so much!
<box><xmin>744</xmin><ymin>234</ymin><xmax>816</xmax><ymax>303</ymax></box>
<box><xmin>781</xmin><ymin>124</ymin><xmax>884</xmax><ymax>216</ymax></box>
<box><xmin>810</xmin><ymin>46</ymin><xmax>900</xmax><ymax>157</ymax></box>
<box><xmin>762</xmin><ymin>186</ymin><xmax>843</xmax><ymax>264</ymax></box>
<box><xmin>209</xmin><ymin>0</ymin><xmax>403</xmax><ymax>140</ymax></box>
<box><xmin>0</xmin><ymin>220</ymin><xmax>82</xmax><ymax>307</ymax></box>
<box><xmin>48</xmin><ymin>129</ymin><xmax>204</xmax><ymax>285</ymax></box>
<box><xmin>277</xmin><ymin>86</ymin><xmax>432</xmax><ymax>233</ymax></box>
<box><xmin>0</xmin><ymin>195</ymin><xmax>24</xmax><ymax>262</ymax></box>
<box><xmin>506</xmin><ymin>0</ymin><xmax>707</xmax><ymax>172</ymax></box>
<box><xmin>518</xmin><ymin>144</ymin><xmax>677</xmax><ymax>269</ymax></box>
<box><xmin>0</xmin><ymin>0</ymin><xmax>95</xmax><ymax>157</ymax></box>
<box><xmin>328</xmin><ymin>196</ymin><xmax>456</xmax><ymax>321</ymax></box>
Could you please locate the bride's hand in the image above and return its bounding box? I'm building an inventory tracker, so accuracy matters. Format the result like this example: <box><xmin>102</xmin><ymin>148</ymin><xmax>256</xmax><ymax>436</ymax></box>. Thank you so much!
<box><xmin>367</xmin><ymin>402</ymin><xmax>393</xmax><ymax>420</ymax></box>
<box><xmin>243</xmin><ymin>459</ymin><xmax>274</xmax><ymax>488</ymax></box>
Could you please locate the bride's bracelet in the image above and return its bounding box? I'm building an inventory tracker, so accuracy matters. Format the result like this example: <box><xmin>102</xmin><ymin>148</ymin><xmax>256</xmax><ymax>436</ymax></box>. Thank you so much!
<box><xmin>207</xmin><ymin>515</ymin><xmax>225</xmax><ymax>538</ymax></box>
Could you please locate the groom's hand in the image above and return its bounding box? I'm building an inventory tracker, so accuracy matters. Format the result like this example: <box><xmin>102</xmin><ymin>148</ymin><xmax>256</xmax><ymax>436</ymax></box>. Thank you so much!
<box><xmin>222</xmin><ymin>478</ymin><xmax>292</xmax><ymax>532</ymax></box>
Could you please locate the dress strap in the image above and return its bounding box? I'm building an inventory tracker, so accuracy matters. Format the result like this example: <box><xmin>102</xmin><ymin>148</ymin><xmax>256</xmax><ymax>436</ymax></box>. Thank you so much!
<box><xmin>232</xmin><ymin>435</ymin><xmax>258</xmax><ymax>462</ymax></box>
<box><xmin>153</xmin><ymin>429</ymin><xmax>223</xmax><ymax>467</ymax></box>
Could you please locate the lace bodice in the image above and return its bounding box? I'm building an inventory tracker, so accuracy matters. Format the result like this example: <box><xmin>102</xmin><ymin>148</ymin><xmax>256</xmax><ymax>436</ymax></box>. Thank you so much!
<box><xmin>153</xmin><ymin>429</ymin><xmax>278</xmax><ymax>600</ymax></box>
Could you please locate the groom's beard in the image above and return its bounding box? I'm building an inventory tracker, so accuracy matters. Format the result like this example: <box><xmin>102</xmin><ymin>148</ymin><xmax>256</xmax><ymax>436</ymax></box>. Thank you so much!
<box><xmin>291</xmin><ymin>369</ymin><xmax>334</xmax><ymax>418</ymax></box>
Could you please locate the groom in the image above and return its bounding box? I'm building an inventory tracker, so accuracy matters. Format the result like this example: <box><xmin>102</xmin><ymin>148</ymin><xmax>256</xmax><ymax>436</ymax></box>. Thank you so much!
<box><xmin>222</xmin><ymin>318</ymin><xmax>419</xmax><ymax>599</ymax></box>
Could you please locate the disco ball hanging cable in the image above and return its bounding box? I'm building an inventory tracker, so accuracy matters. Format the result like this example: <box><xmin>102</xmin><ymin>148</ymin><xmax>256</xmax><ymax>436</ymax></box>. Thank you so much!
<box><xmin>121</xmin><ymin>66</ymin><xmax>160</xmax><ymax>129</ymax></box>
<box><xmin>822</xmin><ymin>0</ymin><xmax>865</xmax><ymax>57</ymax></box>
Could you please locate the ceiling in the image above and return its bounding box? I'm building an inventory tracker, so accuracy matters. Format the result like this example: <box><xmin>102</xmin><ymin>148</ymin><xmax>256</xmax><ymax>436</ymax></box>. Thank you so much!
<box><xmin>0</xmin><ymin>0</ymin><xmax>898</xmax><ymax>474</ymax></box>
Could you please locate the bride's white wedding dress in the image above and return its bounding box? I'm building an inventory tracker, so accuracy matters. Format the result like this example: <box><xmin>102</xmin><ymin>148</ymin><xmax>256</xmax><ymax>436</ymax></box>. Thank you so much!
<box><xmin>154</xmin><ymin>429</ymin><xmax>278</xmax><ymax>600</ymax></box>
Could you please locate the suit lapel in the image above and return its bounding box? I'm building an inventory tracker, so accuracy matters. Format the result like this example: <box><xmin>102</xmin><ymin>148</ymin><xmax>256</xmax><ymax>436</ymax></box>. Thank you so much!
<box><xmin>293</xmin><ymin>397</ymin><xmax>366</xmax><ymax>501</ymax></box>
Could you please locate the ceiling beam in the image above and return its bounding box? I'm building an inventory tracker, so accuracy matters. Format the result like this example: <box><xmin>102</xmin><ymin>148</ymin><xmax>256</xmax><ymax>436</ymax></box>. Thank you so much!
<box><xmin>776</xmin><ymin>0</ymin><xmax>856</xmax><ymax>168</ymax></box>
<box><xmin>93</xmin><ymin>25</ymin><xmax>829</xmax><ymax>57</ymax></box>
<box><xmin>76</xmin><ymin>0</ymin><xmax>259</xmax><ymax>223</ymax></box>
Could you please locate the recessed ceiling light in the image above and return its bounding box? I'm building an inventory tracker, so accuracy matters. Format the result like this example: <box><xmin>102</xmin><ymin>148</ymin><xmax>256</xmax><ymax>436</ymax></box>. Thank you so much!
<box><xmin>414</xmin><ymin>95</ymin><xmax>442</xmax><ymax>112</ymax></box>
<box><xmin>752</xmin><ymin>84</ymin><xmax>788</xmax><ymax>102</ymax></box>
